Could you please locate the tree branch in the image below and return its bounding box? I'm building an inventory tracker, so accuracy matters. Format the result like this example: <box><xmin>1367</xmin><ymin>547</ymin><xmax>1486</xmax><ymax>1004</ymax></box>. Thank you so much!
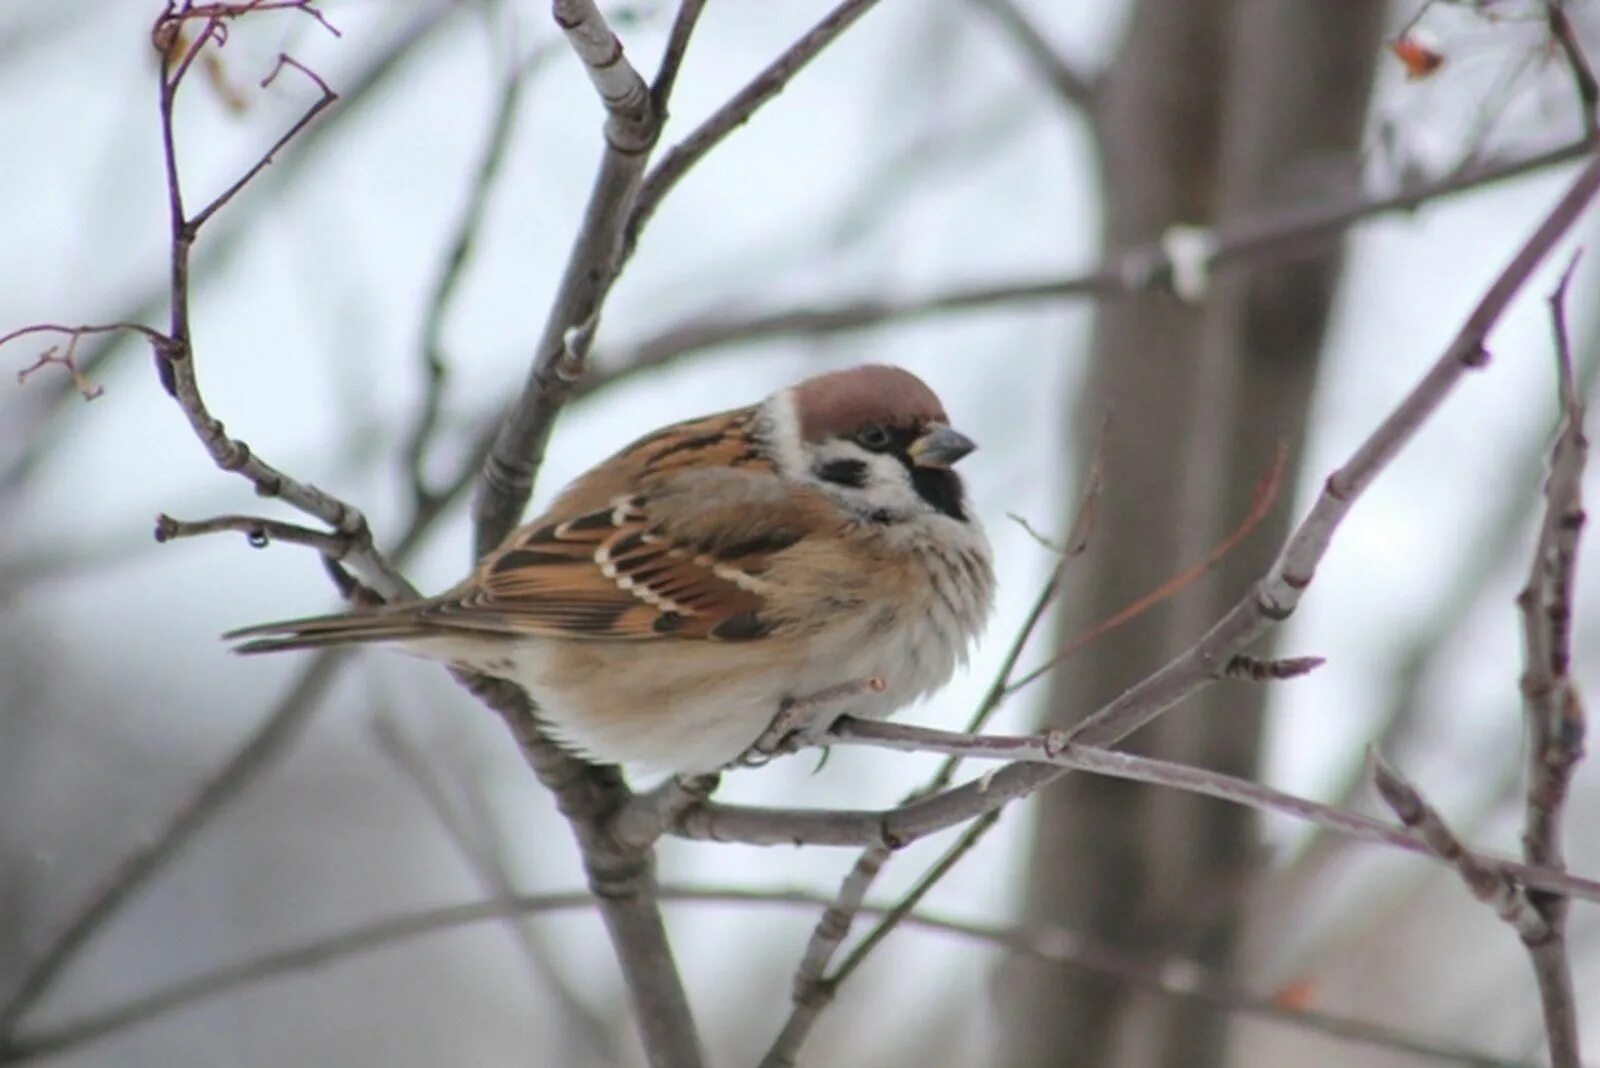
<box><xmin>403</xmin><ymin>8</ymin><xmax>547</xmax><ymax>514</ymax></box>
<box><xmin>0</xmin><ymin>887</ymin><xmax>1531</xmax><ymax>1068</ymax></box>
<box><xmin>0</xmin><ymin>0</ymin><xmax>464</xmax><ymax>499</ymax></box>
<box><xmin>469</xmin><ymin>0</ymin><xmax>660</xmax><ymax>558</ymax></box>
<box><xmin>1507</xmin><ymin>256</ymin><xmax>1590</xmax><ymax>1067</ymax></box>
<box><xmin>459</xmin><ymin>674</ymin><xmax>702</xmax><ymax>1068</ymax></box>
<box><xmin>153</xmin><ymin>511</ymin><xmax>354</xmax><ymax>556</ymax></box>
<box><xmin>369</xmin><ymin>713</ymin><xmax>622</xmax><ymax>1066</ymax></box>
<box><xmin>1369</xmin><ymin>753</ymin><xmax>1585</xmax><ymax>1068</ymax></box>
<box><xmin>600</xmin><ymin>137</ymin><xmax>1596</xmax><ymax>373</ymax></box>
<box><xmin>971</xmin><ymin>0</ymin><xmax>1097</xmax><ymax>111</ymax></box>
<box><xmin>0</xmin><ymin>651</ymin><xmax>351</xmax><ymax>1039</ymax></box>
<box><xmin>0</xmin><ymin>420</ymin><xmax>500</xmax><ymax>1043</ymax></box>
<box><xmin>691</xmin><ymin>153</ymin><xmax>1600</xmax><ymax>886</ymax></box>
<box><xmin>623</xmin><ymin>0</ymin><xmax>887</xmax><ymax>259</ymax></box>
<box><xmin>666</xmin><ymin>718</ymin><xmax>1600</xmax><ymax>907</ymax></box>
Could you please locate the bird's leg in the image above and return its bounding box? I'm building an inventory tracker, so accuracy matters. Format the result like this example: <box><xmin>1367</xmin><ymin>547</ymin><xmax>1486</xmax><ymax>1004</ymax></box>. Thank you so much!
<box><xmin>740</xmin><ymin>677</ymin><xmax>886</xmax><ymax>766</ymax></box>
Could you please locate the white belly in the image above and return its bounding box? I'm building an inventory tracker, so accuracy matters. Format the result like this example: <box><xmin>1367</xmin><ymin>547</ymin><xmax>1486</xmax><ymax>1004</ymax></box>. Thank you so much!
<box><xmin>411</xmin><ymin>522</ymin><xmax>993</xmax><ymax>775</ymax></box>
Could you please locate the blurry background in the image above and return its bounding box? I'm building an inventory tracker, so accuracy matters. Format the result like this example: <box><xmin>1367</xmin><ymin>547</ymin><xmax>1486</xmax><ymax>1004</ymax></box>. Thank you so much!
<box><xmin>3</xmin><ymin>1</ymin><xmax>1600</xmax><ymax>1065</ymax></box>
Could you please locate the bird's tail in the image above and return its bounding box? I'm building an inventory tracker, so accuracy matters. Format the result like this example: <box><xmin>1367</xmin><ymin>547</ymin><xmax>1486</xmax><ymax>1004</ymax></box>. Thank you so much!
<box><xmin>225</xmin><ymin>606</ymin><xmax>431</xmax><ymax>655</ymax></box>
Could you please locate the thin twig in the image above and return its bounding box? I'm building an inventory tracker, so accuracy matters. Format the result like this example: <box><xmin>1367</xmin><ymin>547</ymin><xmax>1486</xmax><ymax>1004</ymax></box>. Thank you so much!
<box><xmin>469</xmin><ymin>0</ymin><xmax>660</xmax><ymax>557</ymax></box>
<box><xmin>1509</xmin><ymin>253</ymin><xmax>1590</xmax><ymax>1067</ymax></box>
<box><xmin>369</xmin><ymin>714</ymin><xmax>622</xmax><ymax>1066</ymax></box>
<box><xmin>144</xmin><ymin>8</ymin><xmax>417</xmax><ymax>601</ymax></box>
<box><xmin>971</xmin><ymin>0</ymin><xmax>1097</xmax><ymax>110</ymax></box>
<box><xmin>1370</xmin><ymin>753</ymin><xmax>1552</xmax><ymax>942</ymax></box>
<box><xmin>0</xmin><ymin>887</ymin><xmax>1530</xmax><ymax>1068</ymax></box>
<box><xmin>12</xmin><ymin>338</ymin><xmax>103</xmax><ymax>400</ymax></box>
<box><xmin>1547</xmin><ymin>2</ymin><xmax>1599</xmax><ymax>139</ymax></box>
<box><xmin>602</xmin><ymin>138</ymin><xmax>1597</xmax><ymax>375</ymax></box>
<box><xmin>0</xmin><ymin>1</ymin><xmax>464</xmax><ymax>499</ymax></box>
<box><xmin>153</xmin><ymin>512</ymin><xmax>351</xmax><ymax>556</ymax></box>
<box><xmin>673</xmin><ymin>717</ymin><xmax>1600</xmax><ymax>906</ymax></box>
<box><xmin>1004</xmin><ymin>444</ymin><xmax>1287</xmax><ymax>697</ymax></box>
<box><xmin>0</xmin><ymin>420</ymin><xmax>499</xmax><ymax>1042</ymax></box>
<box><xmin>403</xmin><ymin>7</ymin><xmax>544</xmax><ymax>513</ymax></box>
<box><xmin>760</xmin><ymin>818</ymin><xmax>991</xmax><ymax>1068</ymax></box>
<box><xmin>623</xmin><ymin>0</ymin><xmax>888</xmax><ymax>259</ymax></box>
<box><xmin>649</xmin><ymin>0</ymin><xmax>707</xmax><ymax>118</ymax></box>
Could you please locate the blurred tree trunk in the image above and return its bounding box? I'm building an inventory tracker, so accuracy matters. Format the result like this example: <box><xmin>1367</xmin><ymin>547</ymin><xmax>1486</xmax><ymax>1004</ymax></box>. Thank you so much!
<box><xmin>997</xmin><ymin>4</ymin><xmax>1383</xmax><ymax>1066</ymax></box>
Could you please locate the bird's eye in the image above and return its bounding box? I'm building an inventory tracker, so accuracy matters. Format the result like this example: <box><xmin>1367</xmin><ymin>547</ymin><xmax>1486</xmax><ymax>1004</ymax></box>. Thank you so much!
<box><xmin>855</xmin><ymin>424</ymin><xmax>891</xmax><ymax>451</ymax></box>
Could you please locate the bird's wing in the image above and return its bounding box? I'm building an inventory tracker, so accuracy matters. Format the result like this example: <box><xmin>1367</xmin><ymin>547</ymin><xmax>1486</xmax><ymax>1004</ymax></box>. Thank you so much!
<box><xmin>229</xmin><ymin>405</ymin><xmax>840</xmax><ymax>651</ymax></box>
<box><xmin>421</xmin><ymin>408</ymin><xmax>833</xmax><ymax>642</ymax></box>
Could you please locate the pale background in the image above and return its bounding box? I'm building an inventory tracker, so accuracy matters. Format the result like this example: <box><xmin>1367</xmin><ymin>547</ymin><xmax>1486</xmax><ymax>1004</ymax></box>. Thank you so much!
<box><xmin>2</xmin><ymin>1</ymin><xmax>1598</xmax><ymax>1065</ymax></box>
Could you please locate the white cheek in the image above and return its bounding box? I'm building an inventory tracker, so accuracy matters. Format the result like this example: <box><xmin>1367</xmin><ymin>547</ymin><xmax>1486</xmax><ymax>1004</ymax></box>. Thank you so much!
<box><xmin>756</xmin><ymin>390</ymin><xmax>807</xmax><ymax>478</ymax></box>
<box><xmin>802</xmin><ymin>442</ymin><xmax>923</xmax><ymax>516</ymax></box>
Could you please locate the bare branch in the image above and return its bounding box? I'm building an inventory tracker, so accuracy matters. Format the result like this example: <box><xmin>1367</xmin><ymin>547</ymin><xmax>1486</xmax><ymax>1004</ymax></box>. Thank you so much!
<box><xmin>403</xmin><ymin>16</ymin><xmax>547</xmax><ymax>513</ymax></box>
<box><xmin>603</xmin><ymin>138</ymin><xmax>1596</xmax><ymax>372</ymax></box>
<box><xmin>623</xmin><ymin>0</ymin><xmax>887</xmax><ymax>256</ymax></box>
<box><xmin>971</xmin><ymin>0</ymin><xmax>1097</xmax><ymax>110</ymax></box>
<box><xmin>12</xmin><ymin>335</ymin><xmax>104</xmax><ymax>401</ymax></box>
<box><xmin>1274</xmin><ymin>333</ymin><xmax>1600</xmax><ymax>916</ymax></box>
<box><xmin>458</xmin><ymin>673</ymin><xmax>703</xmax><ymax>1068</ymax></box>
<box><xmin>134</xmin><ymin>8</ymin><xmax>419</xmax><ymax>602</ymax></box>
<box><xmin>1548</xmin><ymin>2</ymin><xmax>1599</xmax><ymax>139</ymax></box>
<box><xmin>0</xmin><ymin>887</ymin><xmax>1531</xmax><ymax>1068</ymax></box>
<box><xmin>369</xmin><ymin>714</ymin><xmax>622</xmax><ymax>1066</ymax></box>
<box><xmin>469</xmin><ymin>0</ymin><xmax>664</xmax><ymax>557</ymax></box>
<box><xmin>649</xmin><ymin>0</ymin><xmax>707</xmax><ymax>117</ymax></box>
<box><xmin>1504</xmin><ymin>254</ymin><xmax>1591</xmax><ymax>1067</ymax></box>
<box><xmin>1</xmin><ymin>1</ymin><xmax>464</xmax><ymax>499</ymax></box>
<box><xmin>760</xmin><ymin>816</ymin><xmax>1010</xmax><ymax>1068</ymax></box>
<box><xmin>188</xmin><ymin>51</ymin><xmax>338</xmax><ymax>231</ymax></box>
<box><xmin>474</xmin><ymin>0</ymin><xmax>887</xmax><ymax>557</ymax></box>
<box><xmin>1061</xmin><ymin>153</ymin><xmax>1600</xmax><ymax>750</ymax></box>
<box><xmin>555</xmin><ymin>0</ymin><xmax>655</xmax><ymax>152</ymax></box>
<box><xmin>610</xmin><ymin>773</ymin><xmax>721</xmax><ymax>851</ymax></box>
<box><xmin>0</xmin><ymin>420</ymin><xmax>500</xmax><ymax>1041</ymax></box>
<box><xmin>1370</xmin><ymin>753</ymin><xmax>1552</xmax><ymax>939</ymax></box>
<box><xmin>1371</xmin><ymin>750</ymin><xmax>1590</xmax><ymax>1068</ymax></box>
<box><xmin>670</xmin><ymin>717</ymin><xmax>1600</xmax><ymax>906</ymax></box>
<box><xmin>154</xmin><ymin>512</ymin><xmax>351</xmax><ymax>556</ymax></box>
<box><xmin>0</xmin><ymin>651</ymin><xmax>350</xmax><ymax>1038</ymax></box>
<box><xmin>1003</xmin><ymin>444</ymin><xmax>1287</xmax><ymax>697</ymax></box>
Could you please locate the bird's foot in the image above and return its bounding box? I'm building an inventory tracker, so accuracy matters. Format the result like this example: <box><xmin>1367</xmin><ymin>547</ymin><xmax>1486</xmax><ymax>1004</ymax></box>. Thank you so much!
<box><xmin>739</xmin><ymin>677</ymin><xmax>886</xmax><ymax>767</ymax></box>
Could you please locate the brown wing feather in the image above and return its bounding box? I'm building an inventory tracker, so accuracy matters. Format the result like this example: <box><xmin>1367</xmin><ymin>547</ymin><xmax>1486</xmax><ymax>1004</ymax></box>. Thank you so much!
<box><xmin>228</xmin><ymin>405</ymin><xmax>825</xmax><ymax>652</ymax></box>
<box><xmin>431</xmin><ymin>494</ymin><xmax>773</xmax><ymax>640</ymax></box>
<box><xmin>418</xmin><ymin>405</ymin><xmax>821</xmax><ymax>642</ymax></box>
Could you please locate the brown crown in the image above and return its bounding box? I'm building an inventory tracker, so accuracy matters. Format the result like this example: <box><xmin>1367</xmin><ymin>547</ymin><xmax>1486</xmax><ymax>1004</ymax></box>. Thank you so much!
<box><xmin>792</xmin><ymin>364</ymin><xmax>949</xmax><ymax>442</ymax></box>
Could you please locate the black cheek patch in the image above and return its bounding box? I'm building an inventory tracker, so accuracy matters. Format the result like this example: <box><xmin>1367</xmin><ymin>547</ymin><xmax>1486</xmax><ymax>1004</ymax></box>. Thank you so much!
<box><xmin>910</xmin><ymin>468</ymin><xmax>968</xmax><ymax>522</ymax></box>
<box><xmin>815</xmin><ymin>459</ymin><xmax>869</xmax><ymax>488</ymax></box>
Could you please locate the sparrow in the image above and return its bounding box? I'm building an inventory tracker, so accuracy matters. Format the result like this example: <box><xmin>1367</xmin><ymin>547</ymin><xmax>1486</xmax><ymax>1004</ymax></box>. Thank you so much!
<box><xmin>228</xmin><ymin>364</ymin><xmax>994</xmax><ymax>774</ymax></box>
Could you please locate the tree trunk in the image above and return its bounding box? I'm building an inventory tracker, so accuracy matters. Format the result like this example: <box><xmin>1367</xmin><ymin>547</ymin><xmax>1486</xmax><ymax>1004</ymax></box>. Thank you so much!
<box><xmin>997</xmin><ymin>4</ymin><xmax>1383</xmax><ymax>1065</ymax></box>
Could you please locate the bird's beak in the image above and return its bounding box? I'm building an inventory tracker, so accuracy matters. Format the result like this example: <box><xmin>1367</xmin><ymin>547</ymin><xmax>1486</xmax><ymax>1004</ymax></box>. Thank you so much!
<box><xmin>907</xmin><ymin>424</ymin><xmax>977</xmax><ymax>468</ymax></box>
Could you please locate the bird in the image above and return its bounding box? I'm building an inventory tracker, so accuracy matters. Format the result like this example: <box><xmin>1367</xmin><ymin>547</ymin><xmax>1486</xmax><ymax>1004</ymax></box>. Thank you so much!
<box><xmin>227</xmin><ymin>364</ymin><xmax>994</xmax><ymax>775</ymax></box>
